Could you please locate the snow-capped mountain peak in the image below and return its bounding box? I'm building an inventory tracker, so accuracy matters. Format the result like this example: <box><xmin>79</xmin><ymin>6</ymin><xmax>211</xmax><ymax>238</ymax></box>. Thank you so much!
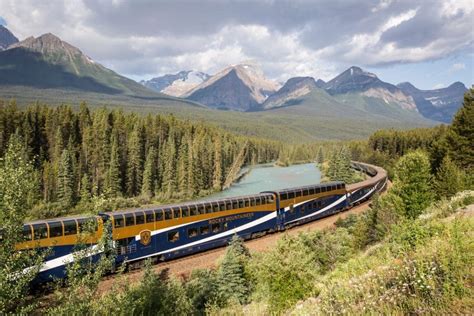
<box><xmin>140</xmin><ymin>70</ymin><xmax>210</xmax><ymax>97</ymax></box>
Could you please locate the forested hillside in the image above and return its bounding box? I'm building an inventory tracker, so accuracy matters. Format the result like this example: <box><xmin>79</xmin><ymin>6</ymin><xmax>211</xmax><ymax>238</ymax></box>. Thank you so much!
<box><xmin>0</xmin><ymin>101</ymin><xmax>280</xmax><ymax>219</ymax></box>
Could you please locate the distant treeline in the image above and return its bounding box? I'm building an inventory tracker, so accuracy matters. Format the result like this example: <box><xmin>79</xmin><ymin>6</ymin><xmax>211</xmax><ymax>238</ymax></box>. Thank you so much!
<box><xmin>0</xmin><ymin>101</ymin><xmax>280</xmax><ymax>218</ymax></box>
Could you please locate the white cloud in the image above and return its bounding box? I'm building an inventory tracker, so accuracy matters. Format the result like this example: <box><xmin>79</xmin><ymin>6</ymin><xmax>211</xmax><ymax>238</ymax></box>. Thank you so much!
<box><xmin>450</xmin><ymin>63</ymin><xmax>466</xmax><ymax>72</ymax></box>
<box><xmin>0</xmin><ymin>0</ymin><xmax>472</xmax><ymax>83</ymax></box>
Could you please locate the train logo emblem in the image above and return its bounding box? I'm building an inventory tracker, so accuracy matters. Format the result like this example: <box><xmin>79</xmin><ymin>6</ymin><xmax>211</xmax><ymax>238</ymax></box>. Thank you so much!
<box><xmin>140</xmin><ymin>230</ymin><xmax>152</xmax><ymax>246</ymax></box>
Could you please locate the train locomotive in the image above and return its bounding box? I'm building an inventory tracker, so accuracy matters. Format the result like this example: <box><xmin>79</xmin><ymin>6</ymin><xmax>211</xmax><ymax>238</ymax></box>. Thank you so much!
<box><xmin>16</xmin><ymin>161</ymin><xmax>387</xmax><ymax>284</ymax></box>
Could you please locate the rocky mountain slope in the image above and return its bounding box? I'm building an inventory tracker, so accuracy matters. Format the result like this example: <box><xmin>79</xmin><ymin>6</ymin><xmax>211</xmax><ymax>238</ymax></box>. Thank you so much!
<box><xmin>140</xmin><ymin>70</ymin><xmax>210</xmax><ymax>97</ymax></box>
<box><xmin>0</xmin><ymin>25</ymin><xmax>18</xmax><ymax>50</ymax></box>
<box><xmin>262</xmin><ymin>77</ymin><xmax>318</xmax><ymax>109</ymax></box>
<box><xmin>324</xmin><ymin>66</ymin><xmax>418</xmax><ymax>112</ymax></box>
<box><xmin>0</xmin><ymin>33</ymin><xmax>161</xmax><ymax>96</ymax></box>
<box><xmin>184</xmin><ymin>63</ymin><xmax>280</xmax><ymax>111</ymax></box>
<box><xmin>397</xmin><ymin>81</ymin><xmax>468</xmax><ymax>123</ymax></box>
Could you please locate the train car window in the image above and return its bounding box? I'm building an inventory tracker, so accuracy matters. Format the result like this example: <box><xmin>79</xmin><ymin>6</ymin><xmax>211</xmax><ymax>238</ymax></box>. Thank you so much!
<box><xmin>164</xmin><ymin>209</ymin><xmax>172</xmax><ymax>220</ymax></box>
<box><xmin>250</xmin><ymin>198</ymin><xmax>256</xmax><ymax>206</ymax></box>
<box><xmin>197</xmin><ymin>205</ymin><xmax>205</xmax><ymax>215</ymax></box>
<box><xmin>125</xmin><ymin>214</ymin><xmax>135</xmax><ymax>226</ymax></box>
<box><xmin>182</xmin><ymin>206</ymin><xmax>189</xmax><ymax>217</ymax></box>
<box><xmin>232</xmin><ymin>200</ymin><xmax>238</xmax><ymax>209</ymax></box>
<box><xmin>244</xmin><ymin>200</ymin><xmax>249</xmax><ymax>207</ymax></box>
<box><xmin>219</xmin><ymin>202</ymin><xmax>226</xmax><ymax>211</ymax></box>
<box><xmin>226</xmin><ymin>201</ymin><xmax>232</xmax><ymax>210</ymax></box>
<box><xmin>145</xmin><ymin>211</ymin><xmax>155</xmax><ymax>223</ymax></box>
<box><xmin>303</xmin><ymin>189</ymin><xmax>308</xmax><ymax>196</ymax></box>
<box><xmin>212</xmin><ymin>203</ymin><xmax>219</xmax><ymax>212</ymax></box>
<box><xmin>135</xmin><ymin>212</ymin><xmax>145</xmax><ymax>225</ymax></box>
<box><xmin>315</xmin><ymin>187</ymin><xmax>320</xmax><ymax>194</ymax></box>
<box><xmin>238</xmin><ymin>200</ymin><xmax>244</xmax><ymax>208</ymax></box>
<box><xmin>309</xmin><ymin>188</ymin><xmax>314</xmax><ymax>195</ymax></box>
<box><xmin>168</xmin><ymin>231</ymin><xmax>179</xmax><ymax>242</ymax></box>
<box><xmin>22</xmin><ymin>225</ymin><xmax>33</xmax><ymax>241</ymax></box>
<box><xmin>33</xmin><ymin>223</ymin><xmax>48</xmax><ymax>240</ymax></box>
<box><xmin>64</xmin><ymin>220</ymin><xmax>78</xmax><ymax>235</ymax></box>
<box><xmin>321</xmin><ymin>187</ymin><xmax>326</xmax><ymax>193</ymax></box>
<box><xmin>268</xmin><ymin>195</ymin><xmax>275</xmax><ymax>203</ymax></box>
<box><xmin>200</xmin><ymin>225</ymin><xmax>210</xmax><ymax>235</ymax></box>
<box><xmin>155</xmin><ymin>209</ymin><xmax>163</xmax><ymax>221</ymax></box>
<box><xmin>280</xmin><ymin>193</ymin><xmax>288</xmax><ymax>200</ymax></box>
<box><xmin>296</xmin><ymin>190</ymin><xmax>302</xmax><ymax>198</ymax></box>
<box><xmin>173</xmin><ymin>207</ymin><xmax>181</xmax><ymax>218</ymax></box>
<box><xmin>256</xmin><ymin>197</ymin><xmax>261</xmax><ymax>206</ymax></box>
<box><xmin>188</xmin><ymin>228</ymin><xmax>198</xmax><ymax>238</ymax></box>
<box><xmin>205</xmin><ymin>204</ymin><xmax>213</xmax><ymax>214</ymax></box>
<box><xmin>189</xmin><ymin>205</ymin><xmax>198</xmax><ymax>216</ymax></box>
<box><xmin>114</xmin><ymin>215</ymin><xmax>124</xmax><ymax>228</ymax></box>
<box><xmin>49</xmin><ymin>222</ymin><xmax>63</xmax><ymax>237</ymax></box>
<box><xmin>211</xmin><ymin>223</ymin><xmax>220</xmax><ymax>233</ymax></box>
<box><xmin>288</xmin><ymin>192</ymin><xmax>295</xmax><ymax>199</ymax></box>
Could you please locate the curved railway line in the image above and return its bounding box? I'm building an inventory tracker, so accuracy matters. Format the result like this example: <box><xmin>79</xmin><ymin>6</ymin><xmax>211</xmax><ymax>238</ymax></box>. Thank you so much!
<box><xmin>19</xmin><ymin>161</ymin><xmax>388</xmax><ymax>287</ymax></box>
<box><xmin>98</xmin><ymin>162</ymin><xmax>389</xmax><ymax>293</ymax></box>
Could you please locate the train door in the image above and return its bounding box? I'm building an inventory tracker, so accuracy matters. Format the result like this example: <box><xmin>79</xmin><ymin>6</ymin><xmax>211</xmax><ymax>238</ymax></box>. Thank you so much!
<box><xmin>276</xmin><ymin>200</ymin><xmax>286</xmax><ymax>231</ymax></box>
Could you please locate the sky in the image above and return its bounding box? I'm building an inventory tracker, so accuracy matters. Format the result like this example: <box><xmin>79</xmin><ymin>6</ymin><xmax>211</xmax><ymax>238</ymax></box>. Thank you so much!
<box><xmin>0</xmin><ymin>0</ymin><xmax>472</xmax><ymax>90</ymax></box>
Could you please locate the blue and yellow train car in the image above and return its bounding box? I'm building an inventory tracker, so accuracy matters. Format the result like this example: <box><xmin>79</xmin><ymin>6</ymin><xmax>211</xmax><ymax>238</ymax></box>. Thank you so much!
<box><xmin>16</xmin><ymin>161</ymin><xmax>388</xmax><ymax>284</ymax></box>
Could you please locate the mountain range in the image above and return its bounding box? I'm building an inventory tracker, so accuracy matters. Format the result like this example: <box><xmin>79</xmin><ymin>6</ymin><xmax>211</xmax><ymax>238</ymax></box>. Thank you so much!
<box><xmin>0</xmin><ymin>26</ymin><xmax>469</xmax><ymax>141</ymax></box>
<box><xmin>397</xmin><ymin>81</ymin><xmax>467</xmax><ymax>123</ymax></box>
<box><xmin>144</xmin><ymin>63</ymin><xmax>467</xmax><ymax>122</ymax></box>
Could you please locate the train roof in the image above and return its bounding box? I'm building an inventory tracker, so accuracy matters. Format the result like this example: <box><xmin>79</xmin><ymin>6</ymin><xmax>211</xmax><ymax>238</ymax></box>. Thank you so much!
<box><xmin>107</xmin><ymin>192</ymin><xmax>276</xmax><ymax>216</ymax></box>
<box><xmin>25</xmin><ymin>214</ymin><xmax>99</xmax><ymax>226</ymax></box>
<box><xmin>277</xmin><ymin>181</ymin><xmax>344</xmax><ymax>194</ymax></box>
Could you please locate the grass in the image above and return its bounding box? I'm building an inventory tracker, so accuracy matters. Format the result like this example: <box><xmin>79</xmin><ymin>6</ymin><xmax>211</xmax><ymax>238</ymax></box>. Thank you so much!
<box><xmin>289</xmin><ymin>191</ymin><xmax>474</xmax><ymax>315</ymax></box>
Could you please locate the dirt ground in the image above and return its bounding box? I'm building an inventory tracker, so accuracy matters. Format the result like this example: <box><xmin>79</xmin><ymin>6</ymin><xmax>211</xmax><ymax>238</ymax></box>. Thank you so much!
<box><xmin>98</xmin><ymin>198</ymin><xmax>376</xmax><ymax>294</ymax></box>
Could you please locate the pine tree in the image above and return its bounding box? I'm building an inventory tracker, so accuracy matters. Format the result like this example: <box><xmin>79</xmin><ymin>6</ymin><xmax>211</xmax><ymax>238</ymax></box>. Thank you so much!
<box><xmin>141</xmin><ymin>146</ymin><xmax>156</xmax><ymax>198</ymax></box>
<box><xmin>317</xmin><ymin>147</ymin><xmax>324</xmax><ymax>165</ymax></box>
<box><xmin>216</xmin><ymin>236</ymin><xmax>250</xmax><ymax>305</ymax></box>
<box><xmin>186</xmin><ymin>135</ymin><xmax>196</xmax><ymax>195</ymax></box>
<box><xmin>80</xmin><ymin>173</ymin><xmax>91</xmax><ymax>203</ymax></box>
<box><xmin>434</xmin><ymin>156</ymin><xmax>465</xmax><ymax>198</ymax></box>
<box><xmin>53</xmin><ymin>127</ymin><xmax>64</xmax><ymax>163</ymax></box>
<box><xmin>105</xmin><ymin>134</ymin><xmax>122</xmax><ymax>198</ymax></box>
<box><xmin>126</xmin><ymin>125</ymin><xmax>144</xmax><ymax>196</ymax></box>
<box><xmin>392</xmin><ymin>150</ymin><xmax>434</xmax><ymax>219</ymax></box>
<box><xmin>57</xmin><ymin>148</ymin><xmax>75</xmax><ymax>208</ymax></box>
<box><xmin>42</xmin><ymin>161</ymin><xmax>56</xmax><ymax>202</ymax></box>
<box><xmin>161</xmin><ymin>137</ymin><xmax>177</xmax><ymax>197</ymax></box>
<box><xmin>176</xmin><ymin>140</ymin><xmax>189</xmax><ymax>195</ymax></box>
<box><xmin>213</xmin><ymin>136</ymin><xmax>223</xmax><ymax>190</ymax></box>
<box><xmin>447</xmin><ymin>88</ymin><xmax>474</xmax><ymax>170</ymax></box>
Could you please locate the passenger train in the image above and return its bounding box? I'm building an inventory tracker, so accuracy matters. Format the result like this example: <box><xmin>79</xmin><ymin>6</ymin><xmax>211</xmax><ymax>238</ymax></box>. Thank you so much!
<box><xmin>16</xmin><ymin>161</ymin><xmax>387</xmax><ymax>284</ymax></box>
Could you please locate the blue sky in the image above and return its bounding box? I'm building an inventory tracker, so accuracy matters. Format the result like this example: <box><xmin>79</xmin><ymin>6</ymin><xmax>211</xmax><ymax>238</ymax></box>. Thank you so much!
<box><xmin>367</xmin><ymin>52</ymin><xmax>472</xmax><ymax>89</ymax></box>
<box><xmin>0</xmin><ymin>0</ymin><xmax>472</xmax><ymax>90</ymax></box>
